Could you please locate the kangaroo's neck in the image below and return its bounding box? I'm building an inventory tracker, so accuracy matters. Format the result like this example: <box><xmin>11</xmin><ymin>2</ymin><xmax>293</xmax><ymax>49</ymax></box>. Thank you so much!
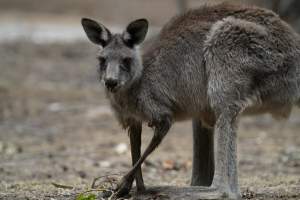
<box><xmin>108</xmin><ymin>77</ymin><xmax>144</xmax><ymax>122</ymax></box>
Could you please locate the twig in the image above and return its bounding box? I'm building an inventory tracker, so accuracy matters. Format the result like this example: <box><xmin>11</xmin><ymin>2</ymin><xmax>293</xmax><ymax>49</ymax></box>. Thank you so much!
<box><xmin>91</xmin><ymin>173</ymin><xmax>120</xmax><ymax>189</ymax></box>
<box><xmin>51</xmin><ymin>182</ymin><xmax>74</xmax><ymax>190</ymax></box>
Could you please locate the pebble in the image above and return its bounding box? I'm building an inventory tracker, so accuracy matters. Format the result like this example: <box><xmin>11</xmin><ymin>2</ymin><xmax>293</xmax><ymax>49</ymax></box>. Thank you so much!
<box><xmin>99</xmin><ymin>160</ymin><xmax>112</xmax><ymax>168</ymax></box>
<box><xmin>114</xmin><ymin>143</ymin><xmax>128</xmax><ymax>155</ymax></box>
<box><xmin>77</xmin><ymin>171</ymin><xmax>87</xmax><ymax>179</ymax></box>
<box><xmin>48</xmin><ymin>102</ymin><xmax>64</xmax><ymax>112</ymax></box>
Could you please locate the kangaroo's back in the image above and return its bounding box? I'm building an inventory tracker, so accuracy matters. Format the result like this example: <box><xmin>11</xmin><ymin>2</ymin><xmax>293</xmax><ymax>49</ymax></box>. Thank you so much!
<box><xmin>160</xmin><ymin>3</ymin><xmax>298</xmax><ymax>43</ymax></box>
<box><xmin>142</xmin><ymin>3</ymin><xmax>300</xmax><ymax>119</ymax></box>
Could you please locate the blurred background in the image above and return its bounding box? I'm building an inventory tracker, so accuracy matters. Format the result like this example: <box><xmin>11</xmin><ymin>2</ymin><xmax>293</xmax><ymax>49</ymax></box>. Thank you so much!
<box><xmin>0</xmin><ymin>0</ymin><xmax>299</xmax><ymax>199</ymax></box>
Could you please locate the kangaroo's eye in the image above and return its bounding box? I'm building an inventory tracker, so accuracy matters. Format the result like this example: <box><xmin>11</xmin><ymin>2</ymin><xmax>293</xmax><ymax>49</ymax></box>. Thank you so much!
<box><xmin>121</xmin><ymin>57</ymin><xmax>132</xmax><ymax>72</ymax></box>
<box><xmin>98</xmin><ymin>56</ymin><xmax>107</xmax><ymax>70</ymax></box>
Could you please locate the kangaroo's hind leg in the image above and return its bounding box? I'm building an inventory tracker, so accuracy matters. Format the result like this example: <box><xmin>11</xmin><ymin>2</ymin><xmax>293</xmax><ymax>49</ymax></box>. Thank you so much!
<box><xmin>191</xmin><ymin>119</ymin><xmax>214</xmax><ymax>186</ymax></box>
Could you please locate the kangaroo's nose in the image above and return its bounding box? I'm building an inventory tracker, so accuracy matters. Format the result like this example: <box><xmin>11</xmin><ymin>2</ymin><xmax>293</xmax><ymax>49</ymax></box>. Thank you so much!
<box><xmin>105</xmin><ymin>79</ymin><xmax>118</xmax><ymax>91</ymax></box>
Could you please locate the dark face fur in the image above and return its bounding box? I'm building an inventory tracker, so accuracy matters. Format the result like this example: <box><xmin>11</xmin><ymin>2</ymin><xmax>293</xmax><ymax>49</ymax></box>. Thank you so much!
<box><xmin>81</xmin><ymin>18</ymin><xmax>148</xmax><ymax>93</ymax></box>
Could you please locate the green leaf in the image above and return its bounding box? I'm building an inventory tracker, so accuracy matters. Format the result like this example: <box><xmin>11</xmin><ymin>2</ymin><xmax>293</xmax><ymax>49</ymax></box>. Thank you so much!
<box><xmin>76</xmin><ymin>193</ymin><xmax>96</xmax><ymax>200</ymax></box>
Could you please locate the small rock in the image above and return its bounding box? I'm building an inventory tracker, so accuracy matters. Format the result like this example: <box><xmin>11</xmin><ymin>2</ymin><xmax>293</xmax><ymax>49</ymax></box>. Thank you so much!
<box><xmin>4</xmin><ymin>143</ymin><xmax>19</xmax><ymax>155</ymax></box>
<box><xmin>114</xmin><ymin>143</ymin><xmax>128</xmax><ymax>155</ymax></box>
<box><xmin>93</xmin><ymin>162</ymin><xmax>99</xmax><ymax>167</ymax></box>
<box><xmin>48</xmin><ymin>153</ymin><xmax>54</xmax><ymax>159</ymax></box>
<box><xmin>48</xmin><ymin>102</ymin><xmax>63</xmax><ymax>112</ymax></box>
<box><xmin>78</xmin><ymin>171</ymin><xmax>87</xmax><ymax>179</ymax></box>
<box><xmin>61</xmin><ymin>165</ymin><xmax>69</xmax><ymax>172</ymax></box>
<box><xmin>16</xmin><ymin>146</ymin><xmax>23</xmax><ymax>153</ymax></box>
<box><xmin>46</xmin><ymin>173</ymin><xmax>52</xmax><ymax>179</ymax></box>
<box><xmin>0</xmin><ymin>142</ymin><xmax>22</xmax><ymax>155</ymax></box>
<box><xmin>99</xmin><ymin>160</ymin><xmax>111</xmax><ymax>168</ymax></box>
<box><xmin>162</xmin><ymin>159</ymin><xmax>180</xmax><ymax>171</ymax></box>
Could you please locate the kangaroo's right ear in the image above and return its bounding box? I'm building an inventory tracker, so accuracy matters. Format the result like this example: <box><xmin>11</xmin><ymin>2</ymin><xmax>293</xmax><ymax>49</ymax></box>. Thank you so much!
<box><xmin>81</xmin><ymin>18</ymin><xmax>112</xmax><ymax>47</ymax></box>
<box><xmin>123</xmin><ymin>19</ymin><xmax>148</xmax><ymax>47</ymax></box>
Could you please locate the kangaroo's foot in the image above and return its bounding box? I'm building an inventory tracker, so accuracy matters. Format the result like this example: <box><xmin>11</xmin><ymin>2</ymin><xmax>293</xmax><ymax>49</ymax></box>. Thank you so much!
<box><xmin>196</xmin><ymin>186</ymin><xmax>241</xmax><ymax>200</ymax></box>
<box><xmin>133</xmin><ymin>186</ymin><xmax>241</xmax><ymax>200</ymax></box>
<box><xmin>136</xmin><ymin>183</ymin><xmax>146</xmax><ymax>193</ymax></box>
<box><xmin>111</xmin><ymin>175</ymin><xmax>134</xmax><ymax>199</ymax></box>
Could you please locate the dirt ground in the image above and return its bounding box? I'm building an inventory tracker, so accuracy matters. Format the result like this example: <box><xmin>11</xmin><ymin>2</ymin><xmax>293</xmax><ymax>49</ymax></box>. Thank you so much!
<box><xmin>0</xmin><ymin>1</ymin><xmax>300</xmax><ymax>200</ymax></box>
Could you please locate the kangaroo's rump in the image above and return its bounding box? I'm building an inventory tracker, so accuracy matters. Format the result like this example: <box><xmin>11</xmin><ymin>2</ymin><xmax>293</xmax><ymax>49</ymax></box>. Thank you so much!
<box><xmin>203</xmin><ymin>13</ymin><xmax>300</xmax><ymax>111</ymax></box>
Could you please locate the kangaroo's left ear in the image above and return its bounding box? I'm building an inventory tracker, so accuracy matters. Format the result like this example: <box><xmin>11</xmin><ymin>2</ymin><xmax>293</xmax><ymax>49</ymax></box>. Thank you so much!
<box><xmin>123</xmin><ymin>19</ymin><xmax>149</xmax><ymax>47</ymax></box>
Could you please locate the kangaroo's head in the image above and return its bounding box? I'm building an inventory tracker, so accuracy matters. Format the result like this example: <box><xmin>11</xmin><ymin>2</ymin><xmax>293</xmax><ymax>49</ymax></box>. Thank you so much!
<box><xmin>81</xmin><ymin>18</ymin><xmax>148</xmax><ymax>93</ymax></box>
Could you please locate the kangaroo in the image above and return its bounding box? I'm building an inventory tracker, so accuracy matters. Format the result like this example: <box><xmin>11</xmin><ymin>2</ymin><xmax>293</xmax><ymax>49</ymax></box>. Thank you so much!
<box><xmin>81</xmin><ymin>3</ymin><xmax>300</xmax><ymax>200</ymax></box>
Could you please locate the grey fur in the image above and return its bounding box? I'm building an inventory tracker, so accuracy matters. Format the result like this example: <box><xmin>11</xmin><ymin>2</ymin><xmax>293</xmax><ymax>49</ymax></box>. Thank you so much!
<box><xmin>82</xmin><ymin>3</ymin><xmax>300</xmax><ymax>200</ymax></box>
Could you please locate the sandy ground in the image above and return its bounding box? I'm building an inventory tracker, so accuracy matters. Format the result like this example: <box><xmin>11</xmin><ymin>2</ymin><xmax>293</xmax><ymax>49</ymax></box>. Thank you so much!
<box><xmin>0</xmin><ymin>1</ymin><xmax>300</xmax><ymax>199</ymax></box>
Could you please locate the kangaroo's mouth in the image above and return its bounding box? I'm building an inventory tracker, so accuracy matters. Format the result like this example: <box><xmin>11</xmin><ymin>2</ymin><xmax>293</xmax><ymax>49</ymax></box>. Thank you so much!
<box><xmin>106</xmin><ymin>85</ymin><xmax>120</xmax><ymax>93</ymax></box>
<box><xmin>105</xmin><ymin>79</ymin><xmax>120</xmax><ymax>93</ymax></box>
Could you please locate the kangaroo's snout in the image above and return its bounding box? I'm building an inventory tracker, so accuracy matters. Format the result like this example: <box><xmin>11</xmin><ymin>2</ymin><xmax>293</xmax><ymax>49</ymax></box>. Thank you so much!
<box><xmin>105</xmin><ymin>78</ymin><xmax>118</xmax><ymax>91</ymax></box>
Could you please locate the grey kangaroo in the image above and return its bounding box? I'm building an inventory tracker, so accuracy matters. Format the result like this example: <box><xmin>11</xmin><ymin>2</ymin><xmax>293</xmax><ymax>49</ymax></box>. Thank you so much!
<box><xmin>81</xmin><ymin>3</ymin><xmax>300</xmax><ymax>200</ymax></box>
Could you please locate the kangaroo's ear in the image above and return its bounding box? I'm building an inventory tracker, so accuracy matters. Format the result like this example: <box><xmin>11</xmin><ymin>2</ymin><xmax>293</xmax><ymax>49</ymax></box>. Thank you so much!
<box><xmin>81</xmin><ymin>18</ymin><xmax>111</xmax><ymax>47</ymax></box>
<box><xmin>123</xmin><ymin>19</ymin><xmax>148</xmax><ymax>47</ymax></box>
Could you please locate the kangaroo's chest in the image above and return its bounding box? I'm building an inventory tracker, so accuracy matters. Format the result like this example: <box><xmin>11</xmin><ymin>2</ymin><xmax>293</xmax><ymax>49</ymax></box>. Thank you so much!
<box><xmin>109</xmin><ymin>94</ymin><xmax>148</xmax><ymax>125</ymax></box>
